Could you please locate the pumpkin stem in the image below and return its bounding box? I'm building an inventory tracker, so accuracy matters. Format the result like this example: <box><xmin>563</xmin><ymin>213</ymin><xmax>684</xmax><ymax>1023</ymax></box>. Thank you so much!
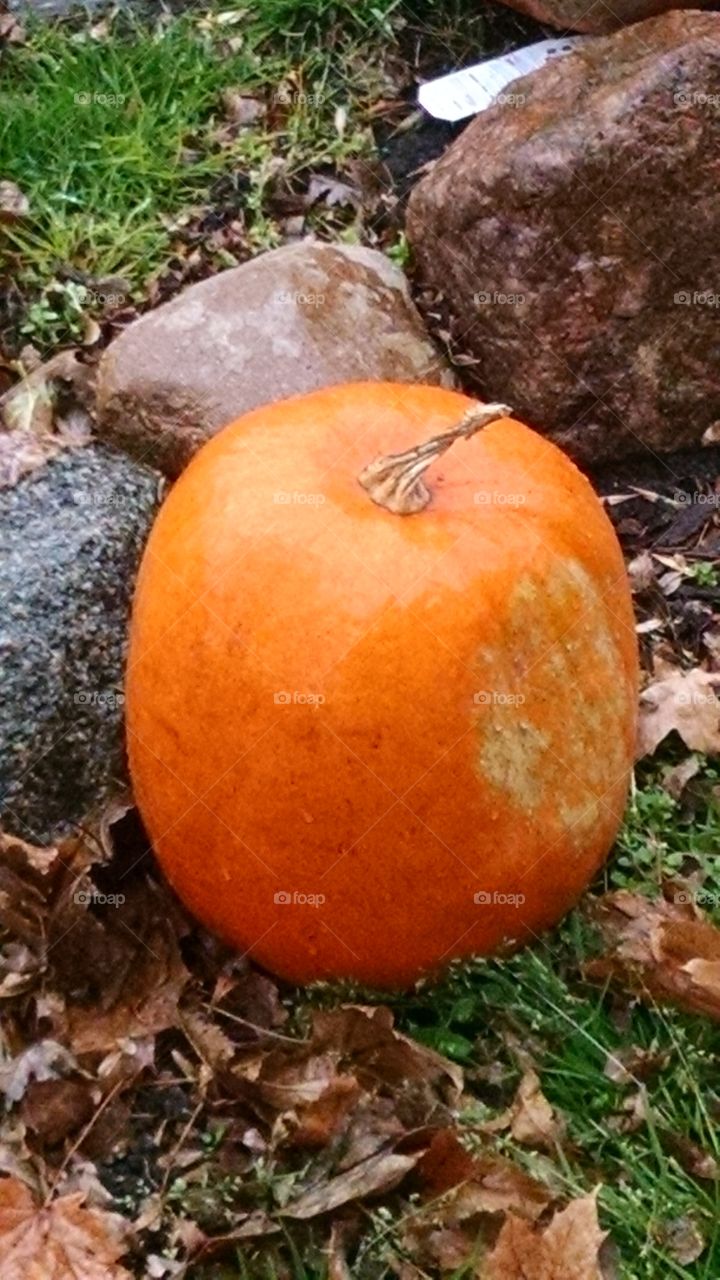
<box><xmin>358</xmin><ymin>402</ymin><xmax>513</xmax><ymax>516</ymax></box>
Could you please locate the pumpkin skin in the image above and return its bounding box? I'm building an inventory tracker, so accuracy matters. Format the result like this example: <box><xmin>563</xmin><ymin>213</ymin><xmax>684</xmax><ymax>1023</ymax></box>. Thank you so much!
<box><xmin>127</xmin><ymin>381</ymin><xmax>638</xmax><ymax>989</ymax></box>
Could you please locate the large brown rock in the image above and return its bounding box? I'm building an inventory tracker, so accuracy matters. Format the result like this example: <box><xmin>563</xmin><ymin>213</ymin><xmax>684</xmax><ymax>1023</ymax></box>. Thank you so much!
<box><xmin>407</xmin><ymin>12</ymin><xmax>720</xmax><ymax>464</ymax></box>
<box><xmin>499</xmin><ymin>0</ymin><xmax>713</xmax><ymax>36</ymax></box>
<box><xmin>96</xmin><ymin>242</ymin><xmax>453</xmax><ymax>477</ymax></box>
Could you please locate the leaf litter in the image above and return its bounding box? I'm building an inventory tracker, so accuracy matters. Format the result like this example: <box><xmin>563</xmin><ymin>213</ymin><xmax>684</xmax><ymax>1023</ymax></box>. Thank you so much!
<box><xmin>0</xmin><ymin>802</ymin><xmax>623</xmax><ymax>1277</ymax></box>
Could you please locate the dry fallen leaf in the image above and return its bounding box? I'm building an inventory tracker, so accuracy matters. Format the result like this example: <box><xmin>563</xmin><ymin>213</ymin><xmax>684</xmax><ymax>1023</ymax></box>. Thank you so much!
<box><xmin>637</xmin><ymin>667</ymin><xmax>720</xmax><ymax>758</ymax></box>
<box><xmin>309</xmin><ymin>1005</ymin><xmax>463</xmax><ymax>1104</ymax></box>
<box><xmin>0</xmin><ymin>350</ymin><xmax>91</xmax><ymax>435</ymax></box>
<box><xmin>0</xmin><ymin>14</ymin><xmax>26</xmax><ymax>43</ymax></box>
<box><xmin>0</xmin><ymin>351</ymin><xmax>95</xmax><ymax>488</ymax></box>
<box><xmin>0</xmin><ymin>1040</ymin><xmax>77</xmax><ymax>1105</ymax></box>
<box><xmin>221</xmin><ymin>89</ymin><xmax>266</xmax><ymax>125</ymax></box>
<box><xmin>0</xmin><ymin>1176</ymin><xmax>132</xmax><ymax>1279</ymax></box>
<box><xmin>485</xmin><ymin>1189</ymin><xmax>607</xmax><ymax>1280</ymax></box>
<box><xmin>403</xmin><ymin>1130</ymin><xmax>554</xmax><ymax>1274</ymax></box>
<box><xmin>0</xmin><ymin>181</ymin><xmax>28</xmax><ymax>221</ymax></box>
<box><xmin>655</xmin><ymin>1215</ymin><xmax>705</xmax><ymax>1265</ymax></box>
<box><xmin>416</xmin><ymin>1128</ymin><xmax>552</xmax><ymax>1219</ymax></box>
<box><xmin>20</xmin><ymin>1078</ymin><xmax>95</xmax><ymax>1147</ymax></box>
<box><xmin>587</xmin><ymin>890</ymin><xmax>720</xmax><ymax>1019</ymax></box>
<box><xmin>305</xmin><ymin>173</ymin><xmax>361</xmax><ymax>210</ymax></box>
<box><xmin>285</xmin><ymin>1076</ymin><xmax>363</xmax><ymax>1150</ymax></box>
<box><xmin>483</xmin><ymin>1069</ymin><xmax>565</xmax><ymax>1149</ymax></box>
<box><xmin>626</xmin><ymin>551</ymin><xmax>656</xmax><ymax>594</ymax></box>
<box><xmin>282</xmin><ymin>1148</ymin><xmax>420</xmax><ymax>1219</ymax></box>
<box><xmin>660</xmin><ymin>1130</ymin><xmax>719</xmax><ymax>1181</ymax></box>
<box><xmin>661</xmin><ymin>755</ymin><xmax>701</xmax><ymax>801</ymax></box>
<box><xmin>59</xmin><ymin>883</ymin><xmax>191</xmax><ymax>1055</ymax></box>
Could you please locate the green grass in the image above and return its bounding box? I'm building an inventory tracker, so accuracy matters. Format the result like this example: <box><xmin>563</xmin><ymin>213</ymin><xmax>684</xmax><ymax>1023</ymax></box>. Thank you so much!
<box><xmin>292</xmin><ymin>762</ymin><xmax>720</xmax><ymax>1279</ymax></box>
<box><xmin>0</xmin><ymin>1</ymin><xmax>395</xmax><ymax>347</ymax></box>
<box><xmin>0</xmin><ymin>0</ymin><xmax>527</xmax><ymax>350</ymax></box>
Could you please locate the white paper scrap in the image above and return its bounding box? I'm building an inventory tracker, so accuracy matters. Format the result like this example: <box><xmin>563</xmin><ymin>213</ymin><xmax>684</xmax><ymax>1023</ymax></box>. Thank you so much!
<box><xmin>418</xmin><ymin>37</ymin><xmax>587</xmax><ymax>123</ymax></box>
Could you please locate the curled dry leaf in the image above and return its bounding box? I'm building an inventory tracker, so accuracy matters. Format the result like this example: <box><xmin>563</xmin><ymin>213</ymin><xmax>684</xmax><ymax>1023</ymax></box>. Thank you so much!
<box><xmin>655</xmin><ymin>1215</ymin><xmax>706</xmax><ymax>1265</ymax></box>
<box><xmin>58</xmin><ymin>882</ymin><xmax>191</xmax><ymax>1055</ymax></box>
<box><xmin>0</xmin><ymin>1040</ymin><xmax>77</xmax><ymax>1105</ymax></box>
<box><xmin>309</xmin><ymin>1005</ymin><xmax>463</xmax><ymax>1103</ymax></box>
<box><xmin>0</xmin><ymin>181</ymin><xmax>29</xmax><ymax>222</ymax></box>
<box><xmin>662</xmin><ymin>754</ymin><xmax>701</xmax><ymax>801</ymax></box>
<box><xmin>282</xmin><ymin>1148</ymin><xmax>421</xmax><ymax>1220</ymax></box>
<box><xmin>403</xmin><ymin>1129</ymin><xmax>554</xmax><ymax>1274</ymax></box>
<box><xmin>416</xmin><ymin>1128</ymin><xmax>552</xmax><ymax>1219</ymax></box>
<box><xmin>221</xmin><ymin>89</ymin><xmax>266</xmax><ymax>125</ymax></box>
<box><xmin>637</xmin><ymin>667</ymin><xmax>720</xmax><ymax>758</ymax></box>
<box><xmin>179</xmin><ymin>1007</ymin><xmax>237</xmax><ymax>1074</ymax></box>
<box><xmin>20</xmin><ymin>1078</ymin><xmax>96</xmax><ymax>1147</ymax></box>
<box><xmin>305</xmin><ymin>174</ymin><xmax>362</xmax><ymax>211</ymax></box>
<box><xmin>587</xmin><ymin>890</ymin><xmax>720</xmax><ymax>1020</ymax></box>
<box><xmin>606</xmin><ymin>1087</ymin><xmax>647</xmax><ymax>1135</ymax></box>
<box><xmin>660</xmin><ymin>1131</ymin><xmax>719</xmax><ymax>1181</ymax></box>
<box><xmin>0</xmin><ymin>351</ymin><xmax>95</xmax><ymax>489</ymax></box>
<box><xmin>0</xmin><ymin>15</ymin><xmax>26</xmax><ymax>44</ymax></box>
<box><xmin>626</xmin><ymin>551</ymin><xmax>656</xmax><ymax>594</ymax></box>
<box><xmin>0</xmin><ymin>350</ymin><xmax>92</xmax><ymax>435</ymax></box>
<box><xmin>485</xmin><ymin>1189</ymin><xmax>607</xmax><ymax>1280</ymax></box>
<box><xmin>482</xmin><ymin>1069</ymin><xmax>565</xmax><ymax>1149</ymax></box>
<box><xmin>0</xmin><ymin>1175</ymin><xmax>132</xmax><ymax>1280</ymax></box>
<box><xmin>285</xmin><ymin>1075</ymin><xmax>363</xmax><ymax>1150</ymax></box>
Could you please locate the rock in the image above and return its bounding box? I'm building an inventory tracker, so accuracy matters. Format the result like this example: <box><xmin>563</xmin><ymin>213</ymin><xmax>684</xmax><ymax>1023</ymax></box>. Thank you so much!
<box><xmin>498</xmin><ymin>0</ymin><xmax>713</xmax><ymax>35</ymax></box>
<box><xmin>96</xmin><ymin>242</ymin><xmax>453</xmax><ymax>477</ymax></box>
<box><xmin>0</xmin><ymin>446</ymin><xmax>159</xmax><ymax>841</ymax></box>
<box><xmin>407</xmin><ymin>12</ymin><xmax>720</xmax><ymax>465</ymax></box>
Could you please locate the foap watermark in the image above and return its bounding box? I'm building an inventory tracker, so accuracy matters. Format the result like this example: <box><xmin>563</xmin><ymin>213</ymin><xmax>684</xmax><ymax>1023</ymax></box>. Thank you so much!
<box><xmin>74</xmin><ymin>690</ymin><xmax>125</xmax><ymax>709</ymax></box>
<box><xmin>474</xmin><ymin>691</ymin><xmax>526</xmax><ymax>706</ymax></box>
<box><xmin>674</xmin><ymin>291</ymin><xmax>720</xmax><ymax>308</ymax></box>
<box><xmin>675</xmin><ymin>91</ymin><xmax>720</xmax><ymax>109</ymax></box>
<box><xmin>274</xmin><ymin>691</ymin><xmax>325</xmax><ymax>706</ymax></box>
<box><xmin>74</xmin><ymin>92</ymin><xmax>126</xmax><ymax>108</ymax></box>
<box><xmin>83</xmin><ymin>288</ymin><xmax>127</xmax><ymax>309</ymax></box>
<box><xmin>274</xmin><ymin>890</ymin><xmax>325</xmax><ymax>907</ymax></box>
<box><xmin>474</xmin><ymin>291</ymin><xmax>526</xmax><ymax>307</ymax></box>
<box><xmin>674</xmin><ymin>888</ymin><xmax>720</xmax><ymax>908</ymax></box>
<box><xmin>74</xmin><ymin>890</ymin><xmax>125</xmax><ymax>907</ymax></box>
<box><xmin>275</xmin><ymin>289</ymin><xmax>325</xmax><ymax>308</ymax></box>
<box><xmin>676</xmin><ymin>690</ymin><xmax>718</xmax><ymax>707</ymax></box>
<box><xmin>274</xmin><ymin>86</ymin><xmax>325</xmax><ymax>107</ymax></box>
<box><xmin>474</xmin><ymin>890</ymin><xmax>525</xmax><ymax>907</ymax></box>
<box><xmin>494</xmin><ymin>92</ymin><xmax>526</xmax><ymax>107</ymax></box>
<box><xmin>673</xmin><ymin>491</ymin><xmax>720</xmax><ymax>506</ymax></box>
<box><xmin>474</xmin><ymin>490</ymin><xmax>526</xmax><ymax>507</ymax></box>
<box><xmin>273</xmin><ymin>490</ymin><xmax>325</xmax><ymax>505</ymax></box>
<box><xmin>75</xmin><ymin>489</ymin><xmax>127</xmax><ymax>508</ymax></box>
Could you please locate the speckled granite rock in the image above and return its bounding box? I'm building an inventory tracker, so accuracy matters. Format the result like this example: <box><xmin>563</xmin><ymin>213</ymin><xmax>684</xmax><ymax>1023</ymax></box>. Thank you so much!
<box><xmin>0</xmin><ymin>446</ymin><xmax>159</xmax><ymax>840</ymax></box>
<box><xmin>407</xmin><ymin>12</ymin><xmax>720</xmax><ymax>464</ymax></box>
<box><xmin>96</xmin><ymin>241</ymin><xmax>455</xmax><ymax>478</ymax></box>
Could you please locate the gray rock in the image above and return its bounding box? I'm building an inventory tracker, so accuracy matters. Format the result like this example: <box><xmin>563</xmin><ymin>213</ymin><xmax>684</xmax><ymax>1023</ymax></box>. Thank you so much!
<box><xmin>407</xmin><ymin>12</ymin><xmax>720</xmax><ymax>465</ymax></box>
<box><xmin>0</xmin><ymin>445</ymin><xmax>159</xmax><ymax>841</ymax></box>
<box><xmin>96</xmin><ymin>241</ymin><xmax>454</xmax><ymax>477</ymax></box>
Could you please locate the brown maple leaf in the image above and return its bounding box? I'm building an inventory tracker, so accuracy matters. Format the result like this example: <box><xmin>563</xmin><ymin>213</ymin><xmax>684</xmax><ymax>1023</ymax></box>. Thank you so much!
<box><xmin>484</xmin><ymin>1190</ymin><xmax>607</xmax><ymax>1279</ymax></box>
<box><xmin>0</xmin><ymin>1176</ymin><xmax>132</xmax><ymax>1279</ymax></box>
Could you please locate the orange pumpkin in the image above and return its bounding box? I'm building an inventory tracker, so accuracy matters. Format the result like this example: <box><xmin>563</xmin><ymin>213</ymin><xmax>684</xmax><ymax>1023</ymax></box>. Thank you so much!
<box><xmin>127</xmin><ymin>382</ymin><xmax>638</xmax><ymax>989</ymax></box>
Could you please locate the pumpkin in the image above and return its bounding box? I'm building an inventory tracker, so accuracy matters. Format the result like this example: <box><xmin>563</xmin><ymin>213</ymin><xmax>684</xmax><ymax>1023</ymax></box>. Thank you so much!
<box><xmin>127</xmin><ymin>381</ymin><xmax>638</xmax><ymax>989</ymax></box>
